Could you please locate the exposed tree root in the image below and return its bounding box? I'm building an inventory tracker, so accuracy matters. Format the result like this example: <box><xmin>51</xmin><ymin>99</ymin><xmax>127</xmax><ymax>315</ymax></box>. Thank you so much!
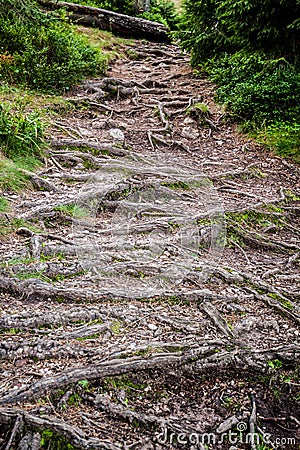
<box><xmin>0</xmin><ymin>344</ymin><xmax>298</xmax><ymax>407</ymax></box>
<box><xmin>0</xmin><ymin>408</ymin><xmax>122</xmax><ymax>450</ymax></box>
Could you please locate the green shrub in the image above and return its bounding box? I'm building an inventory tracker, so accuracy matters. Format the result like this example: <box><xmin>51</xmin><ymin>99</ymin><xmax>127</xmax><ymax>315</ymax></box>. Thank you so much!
<box><xmin>178</xmin><ymin>1</ymin><xmax>300</xmax><ymax>159</ymax></box>
<box><xmin>179</xmin><ymin>0</ymin><xmax>300</xmax><ymax>65</ymax></box>
<box><xmin>0</xmin><ymin>0</ymin><xmax>106</xmax><ymax>92</ymax></box>
<box><xmin>205</xmin><ymin>52</ymin><xmax>300</xmax><ymax>123</ymax></box>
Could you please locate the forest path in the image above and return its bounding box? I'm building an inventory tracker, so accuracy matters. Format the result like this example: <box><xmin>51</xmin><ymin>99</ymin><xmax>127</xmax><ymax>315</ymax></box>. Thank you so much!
<box><xmin>0</xmin><ymin>40</ymin><xmax>299</xmax><ymax>449</ymax></box>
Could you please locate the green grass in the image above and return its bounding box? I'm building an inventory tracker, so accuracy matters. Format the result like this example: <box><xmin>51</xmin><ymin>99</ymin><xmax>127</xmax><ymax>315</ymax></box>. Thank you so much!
<box><xmin>74</xmin><ymin>26</ymin><xmax>131</xmax><ymax>62</ymax></box>
<box><xmin>54</xmin><ymin>204</ymin><xmax>89</xmax><ymax>218</ymax></box>
<box><xmin>0</xmin><ymin>156</ymin><xmax>41</xmax><ymax>191</ymax></box>
<box><xmin>0</xmin><ymin>218</ymin><xmax>41</xmax><ymax>238</ymax></box>
<box><xmin>254</xmin><ymin>121</ymin><xmax>300</xmax><ymax>162</ymax></box>
<box><xmin>0</xmin><ymin>103</ymin><xmax>46</xmax><ymax>160</ymax></box>
<box><xmin>0</xmin><ymin>196</ymin><xmax>9</xmax><ymax>213</ymax></box>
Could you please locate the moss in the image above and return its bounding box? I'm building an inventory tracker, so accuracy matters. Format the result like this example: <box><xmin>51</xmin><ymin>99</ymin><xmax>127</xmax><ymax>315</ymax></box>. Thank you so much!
<box><xmin>0</xmin><ymin>196</ymin><xmax>9</xmax><ymax>213</ymax></box>
<box><xmin>226</xmin><ymin>210</ymin><xmax>281</xmax><ymax>228</ymax></box>
<box><xmin>76</xmin><ymin>332</ymin><xmax>103</xmax><ymax>341</ymax></box>
<box><xmin>1</xmin><ymin>327</ymin><xmax>24</xmax><ymax>334</ymax></box>
<box><xmin>40</xmin><ymin>429</ymin><xmax>75</xmax><ymax>450</ymax></box>
<box><xmin>0</xmin><ymin>217</ymin><xmax>42</xmax><ymax>238</ymax></box>
<box><xmin>54</xmin><ymin>204</ymin><xmax>89</xmax><ymax>218</ymax></box>
<box><xmin>267</xmin><ymin>292</ymin><xmax>294</xmax><ymax>310</ymax></box>
<box><xmin>161</xmin><ymin>180</ymin><xmax>190</xmax><ymax>190</ymax></box>
<box><xmin>111</xmin><ymin>320</ymin><xmax>122</xmax><ymax>334</ymax></box>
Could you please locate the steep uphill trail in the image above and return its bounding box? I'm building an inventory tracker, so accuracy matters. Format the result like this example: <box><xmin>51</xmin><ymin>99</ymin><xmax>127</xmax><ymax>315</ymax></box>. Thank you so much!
<box><xmin>0</xmin><ymin>40</ymin><xmax>299</xmax><ymax>449</ymax></box>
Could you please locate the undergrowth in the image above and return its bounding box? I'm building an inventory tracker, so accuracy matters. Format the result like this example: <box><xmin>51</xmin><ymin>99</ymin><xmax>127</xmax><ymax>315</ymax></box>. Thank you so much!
<box><xmin>0</xmin><ymin>101</ymin><xmax>45</xmax><ymax>191</ymax></box>
<box><xmin>178</xmin><ymin>0</ymin><xmax>300</xmax><ymax>161</ymax></box>
<box><xmin>0</xmin><ymin>0</ymin><xmax>106</xmax><ymax>92</ymax></box>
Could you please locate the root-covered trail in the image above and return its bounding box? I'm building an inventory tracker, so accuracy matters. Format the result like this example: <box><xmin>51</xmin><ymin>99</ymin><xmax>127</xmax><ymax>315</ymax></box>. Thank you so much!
<box><xmin>0</xmin><ymin>40</ymin><xmax>299</xmax><ymax>449</ymax></box>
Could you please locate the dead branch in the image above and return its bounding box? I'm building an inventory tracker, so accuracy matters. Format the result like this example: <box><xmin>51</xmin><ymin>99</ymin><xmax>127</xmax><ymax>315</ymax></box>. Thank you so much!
<box><xmin>200</xmin><ymin>300</ymin><xmax>235</xmax><ymax>338</ymax></box>
<box><xmin>51</xmin><ymin>139</ymin><xmax>127</xmax><ymax>157</ymax></box>
<box><xmin>37</xmin><ymin>0</ymin><xmax>170</xmax><ymax>43</ymax></box>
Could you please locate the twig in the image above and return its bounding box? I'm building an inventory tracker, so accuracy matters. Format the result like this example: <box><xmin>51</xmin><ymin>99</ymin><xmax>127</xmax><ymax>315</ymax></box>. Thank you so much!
<box><xmin>5</xmin><ymin>414</ymin><xmax>22</xmax><ymax>450</ymax></box>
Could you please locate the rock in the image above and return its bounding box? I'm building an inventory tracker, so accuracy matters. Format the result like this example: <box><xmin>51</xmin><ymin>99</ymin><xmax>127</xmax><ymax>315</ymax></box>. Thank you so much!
<box><xmin>109</xmin><ymin>128</ymin><xmax>125</xmax><ymax>143</ymax></box>
<box><xmin>183</xmin><ymin>116</ymin><xmax>195</xmax><ymax>125</ymax></box>
<box><xmin>181</xmin><ymin>126</ymin><xmax>199</xmax><ymax>140</ymax></box>
<box><xmin>216</xmin><ymin>415</ymin><xmax>239</xmax><ymax>433</ymax></box>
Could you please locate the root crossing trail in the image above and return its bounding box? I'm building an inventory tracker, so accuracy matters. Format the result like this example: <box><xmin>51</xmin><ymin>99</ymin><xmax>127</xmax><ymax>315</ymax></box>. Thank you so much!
<box><xmin>0</xmin><ymin>40</ymin><xmax>299</xmax><ymax>449</ymax></box>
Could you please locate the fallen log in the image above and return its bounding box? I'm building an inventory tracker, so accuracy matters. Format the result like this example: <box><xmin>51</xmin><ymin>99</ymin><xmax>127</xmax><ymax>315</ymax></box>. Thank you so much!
<box><xmin>38</xmin><ymin>0</ymin><xmax>171</xmax><ymax>42</ymax></box>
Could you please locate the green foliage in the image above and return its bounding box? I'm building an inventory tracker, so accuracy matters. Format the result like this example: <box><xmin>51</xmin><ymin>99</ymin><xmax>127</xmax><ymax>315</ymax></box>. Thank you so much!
<box><xmin>0</xmin><ymin>158</ymin><xmax>38</xmax><ymax>191</ymax></box>
<box><xmin>40</xmin><ymin>429</ymin><xmax>75</xmax><ymax>450</ymax></box>
<box><xmin>180</xmin><ymin>0</ymin><xmax>300</xmax><ymax>65</ymax></box>
<box><xmin>0</xmin><ymin>196</ymin><xmax>9</xmax><ymax>213</ymax></box>
<box><xmin>70</xmin><ymin>0</ymin><xmax>136</xmax><ymax>15</ymax></box>
<box><xmin>70</xmin><ymin>0</ymin><xmax>179</xmax><ymax>29</ymax></box>
<box><xmin>140</xmin><ymin>0</ymin><xmax>180</xmax><ymax>29</ymax></box>
<box><xmin>0</xmin><ymin>103</ymin><xmax>45</xmax><ymax>160</ymax></box>
<box><xmin>178</xmin><ymin>0</ymin><xmax>300</xmax><ymax>160</ymax></box>
<box><xmin>205</xmin><ymin>52</ymin><xmax>300</xmax><ymax>123</ymax></box>
<box><xmin>0</xmin><ymin>101</ymin><xmax>46</xmax><ymax>192</ymax></box>
<box><xmin>179</xmin><ymin>0</ymin><xmax>225</xmax><ymax>64</ymax></box>
<box><xmin>0</xmin><ymin>0</ymin><xmax>106</xmax><ymax>92</ymax></box>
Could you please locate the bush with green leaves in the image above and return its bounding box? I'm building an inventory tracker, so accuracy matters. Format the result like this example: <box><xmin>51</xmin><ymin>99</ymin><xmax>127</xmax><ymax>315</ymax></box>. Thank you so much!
<box><xmin>0</xmin><ymin>0</ymin><xmax>106</xmax><ymax>92</ymax></box>
<box><xmin>178</xmin><ymin>0</ymin><xmax>300</xmax><ymax>158</ymax></box>
<box><xmin>205</xmin><ymin>52</ymin><xmax>300</xmax><ymax>124</ymax></box>
<box><xmin>180</xmin><ymin>0</ymin><xmax>300</xmax><ymax>65</ymax></box>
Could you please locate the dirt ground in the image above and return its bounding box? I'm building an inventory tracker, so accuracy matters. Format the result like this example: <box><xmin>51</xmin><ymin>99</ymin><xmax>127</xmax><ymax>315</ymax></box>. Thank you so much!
<box><xmin>0</xmin><ymin>39</ymin><xmax>299</xmax><ymax>449</ymax></box>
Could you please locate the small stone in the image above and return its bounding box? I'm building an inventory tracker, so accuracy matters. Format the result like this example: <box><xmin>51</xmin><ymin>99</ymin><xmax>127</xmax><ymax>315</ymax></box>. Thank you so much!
<box><xmin>148</xmin><ymin>323</ymin><xmax>158</xmax><ymax>331</ymax></box>
<box><xmin>76</xmin><ymin>163</ymin><xmax>85</xmax><ymax>170</ymax></box>
<box><xmin>109</xmin><ymin>128</ymin><xmax>125</xmax><ymax>143</ymax></box>
<box><xmin>181</xmin><ymin>126</ymin><xmax>199</xmax><ymax>140</ymax></box>
<box><xmin>183</xmin><ymin>117</ymin><xmax>194</xmax><ymax>125</ymax></box>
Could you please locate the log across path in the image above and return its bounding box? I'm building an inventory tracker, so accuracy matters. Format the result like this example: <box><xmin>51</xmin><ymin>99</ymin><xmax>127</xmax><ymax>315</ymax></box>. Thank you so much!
<box><xmin>0</xmin><ymin>39</ymin><xmax>299</xmax><ymax>449</ymax></box>
<box><xmin>38</xmin><ymin>0</ymin><xmax>170</xmax><ymax>42</ymax></box>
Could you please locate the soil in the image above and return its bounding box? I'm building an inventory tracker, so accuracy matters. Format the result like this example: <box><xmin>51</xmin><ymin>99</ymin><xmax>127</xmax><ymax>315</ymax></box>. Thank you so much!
<box><xmin>0</xmin><ymin>39</ymin><xmax>299</xmax><ymax>450</ymax></box>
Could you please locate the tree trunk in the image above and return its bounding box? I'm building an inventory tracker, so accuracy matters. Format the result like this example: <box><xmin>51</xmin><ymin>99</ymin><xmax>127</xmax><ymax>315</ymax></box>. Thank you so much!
<box><xmin>38</xmin><ymin>0</ymin><xmax>169</xmax><ymax>42</ymax></box>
